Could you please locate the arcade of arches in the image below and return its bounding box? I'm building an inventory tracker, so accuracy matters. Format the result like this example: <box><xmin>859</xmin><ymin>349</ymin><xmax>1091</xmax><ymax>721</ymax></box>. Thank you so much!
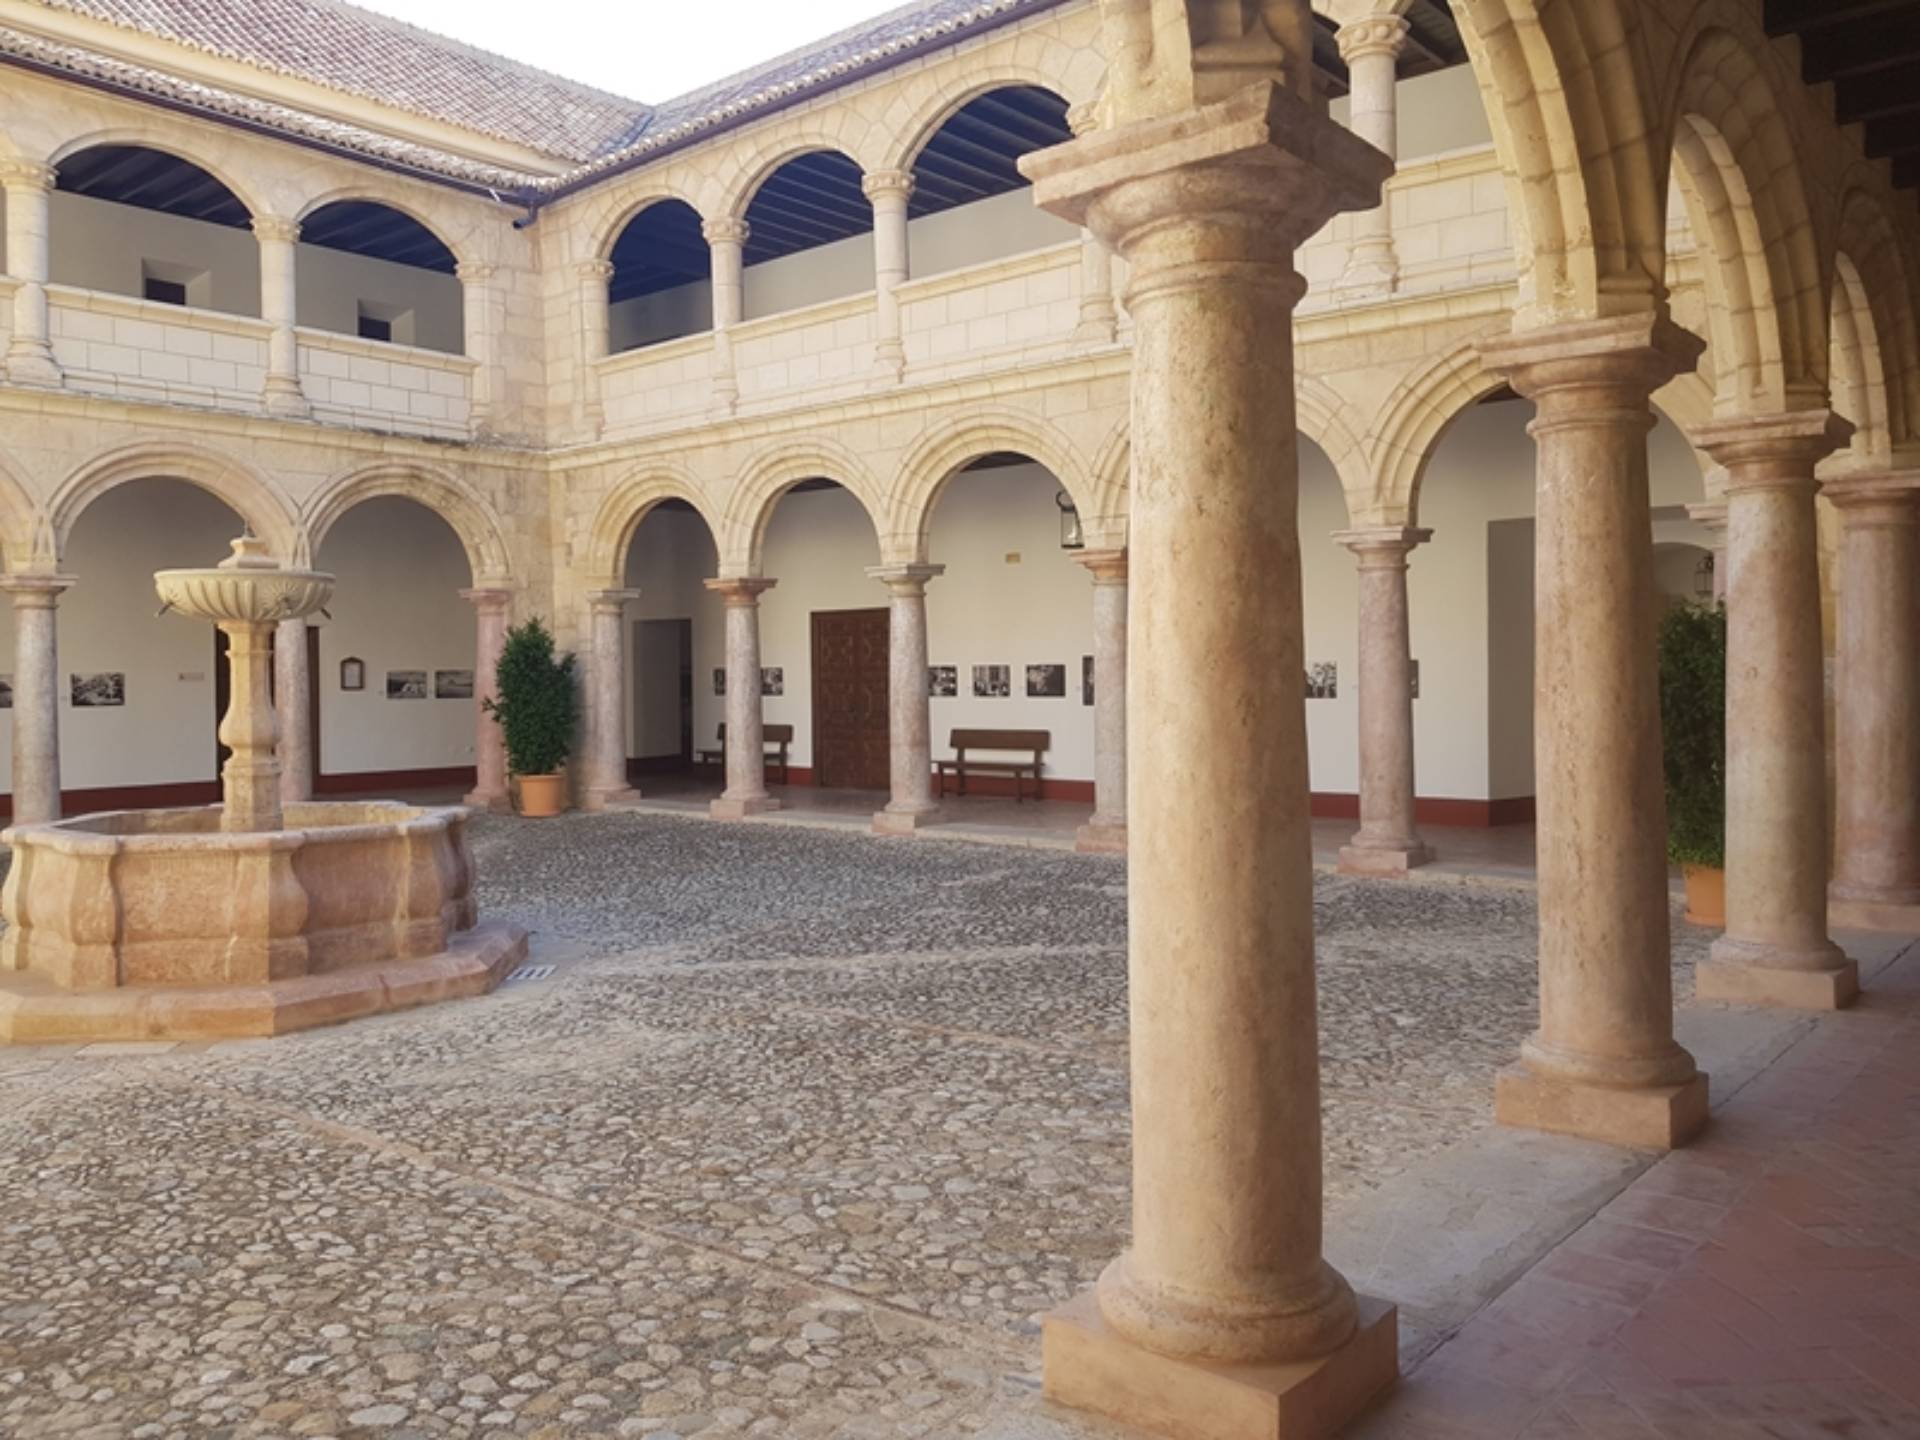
<box><xmin>3</xmin><ymin>0</ymin><xmax>1920</xmax><ymax>1437</ymax></box>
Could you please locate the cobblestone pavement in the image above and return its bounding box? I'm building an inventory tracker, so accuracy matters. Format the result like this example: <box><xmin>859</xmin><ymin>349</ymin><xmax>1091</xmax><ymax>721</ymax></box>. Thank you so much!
<box><xmin>0</xmin><ymin>813</ymin><xmax>1712</xmax><ymax>1438</ymax></box>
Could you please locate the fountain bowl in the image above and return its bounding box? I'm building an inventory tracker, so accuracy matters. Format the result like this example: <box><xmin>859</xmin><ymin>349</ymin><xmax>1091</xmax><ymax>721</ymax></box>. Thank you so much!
<box><xmin>0</xmin><ymin>801</ymin><xmax>527</xmax><ymax>1042</ymax></box>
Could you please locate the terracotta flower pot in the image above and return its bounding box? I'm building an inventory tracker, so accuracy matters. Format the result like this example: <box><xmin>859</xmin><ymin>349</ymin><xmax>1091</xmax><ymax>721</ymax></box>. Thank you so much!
<box><xmin>516</xmin><ymin>772</ymin><xmax>568</xmax><ymax>819</ymax></box>
<box><xmin>1681</xmin><ymin>863</ymin><xmax>1725</xmax><ymax>928</ymax></box>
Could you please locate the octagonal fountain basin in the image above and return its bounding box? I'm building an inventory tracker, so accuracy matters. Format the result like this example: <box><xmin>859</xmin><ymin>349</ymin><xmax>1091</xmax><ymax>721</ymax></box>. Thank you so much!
<box><xmin>0</xmin><ymin>801</ymin><xmax>527</xmax><ymax>1043</ymax></box>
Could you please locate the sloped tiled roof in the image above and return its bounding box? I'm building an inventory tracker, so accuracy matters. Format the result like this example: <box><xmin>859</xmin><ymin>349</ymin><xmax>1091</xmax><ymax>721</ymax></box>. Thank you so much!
<box><xmin>24</xmin><ymin>0</ymin><xmax>656</xmax><ymax>162</ymax></box>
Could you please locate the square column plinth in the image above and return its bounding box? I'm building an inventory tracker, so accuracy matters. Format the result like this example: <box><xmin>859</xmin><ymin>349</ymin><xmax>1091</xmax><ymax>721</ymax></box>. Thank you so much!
<box><xmin>1043</xmin><ymin>1293</ymin><xmax>1398</xmax><ymax>1440</ymax></box>
<box><xmin>1494</xmin><ymin>1064</ymin><xmax>1711</xmax><ymax>1150</ymax></box>
<box><xmin>1695</xmin><ymin>957</ymin><xmax>1860</xmax><ymax>1011</ymax></box>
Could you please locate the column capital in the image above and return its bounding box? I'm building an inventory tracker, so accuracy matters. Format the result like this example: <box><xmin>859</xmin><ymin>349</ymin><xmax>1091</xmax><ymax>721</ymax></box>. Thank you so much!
<box><xmin>251</xmin><ymin>214</ymin><xmax>301</xmax><ymax>245</ymax></box>
<box><xmin>702</xmin><ymin>216</ymin><xmax>750</xmax><ymax>247</ymax></box>
<box><xmin>1066</xmin><ymin>100</ymin><xmax>1102</xmax><ymax>139</ymax></box>
<box><xmin>705</xmin><ymin>576</ymin><xmax>776</xmax><ymax>605</ymax></box>
<box><xmin>1332</xmin><ymin>526</ymin><xmax>1429</xmax><ymax>563</ymax></box>
<box><xmin>861</xmin><ymin>169</ymin><xmax>916</xmax><ymax>202</ymax></box>
<box><xmin>1692</xmin><ymin>409</ymin><xmax>1852</xmax><ymax>492</ymax></box>
<box><xmin>1684</xmin><ymin>499</ymin><xmax>1727</xmax><ymax>532</ymax></box>
<box><xmin>586</xmin><ymin>587</ymin><xmax>641</xmax><ymax>614</ymax></box>
<box><xmin>0</xmin><ymin>573</ymin><xmax>75</xmax><ymax>604</ymax></box>
<box><xmin>1336</xmin><ymin>14</ymin><xmax>1410</xmax><ymax>64</ymax></box>
<box><xmin>866</xmin><ymin>562</ymin><xmax>943</xmax><ymax>594</ymax></box>
<box><xmin>0</xmin><ymin>158</ymin><xmax>55</xmax><ymax>193</ymax></box>
<box><xmin>456</xmin><ymin>260</ymin><xmax>497</xmax><ymax>284</ymax></box>
<box><xmin>1820</xmin><ymin>469</ymin><xmax>1920</xmax><ymax>520</ymax></box>
<box><xmin>1072</xmin><ymin>547</ymin><xmax>1128</xmax><ymax>584</ymax></box>
<box><xmin>578</xmin><ymin>258</ymin><xmax>616</xmax><ymax>282</ymax></box>
<box><xmin>460</xmin><ymin>585</ymin><xmax>514</xmax><ymax>611</ymax></box>
<box><xmin>1479</xmin><ymin>313</ymin><xmax>1705</xmax><ymax>410</ymax></box>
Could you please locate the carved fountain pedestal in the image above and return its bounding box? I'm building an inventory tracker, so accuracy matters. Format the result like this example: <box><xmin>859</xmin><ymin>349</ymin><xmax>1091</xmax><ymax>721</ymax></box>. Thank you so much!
<box><xmin>0</xmin><ymin>536</ymin><xmax>526</xmax><ymax>1042</ymax></box>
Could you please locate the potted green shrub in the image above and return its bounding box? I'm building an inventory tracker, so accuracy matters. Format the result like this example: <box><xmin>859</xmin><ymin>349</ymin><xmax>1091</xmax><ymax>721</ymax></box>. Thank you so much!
<box><xmin>1657</xmin><ymin>599</ymin><xmax>1727</xmax><ymax>925</ymax></box>
<box><xmin>484</xmin><ymin>617</ymin><xmax>577</xmax><ymax>818</ymax></box>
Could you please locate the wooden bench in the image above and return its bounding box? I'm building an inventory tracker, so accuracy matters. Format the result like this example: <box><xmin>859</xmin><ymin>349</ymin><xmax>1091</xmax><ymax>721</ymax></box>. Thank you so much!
<box><xmin>697</xmin><ymin>723</ymin><xmax>793</xmax><ymax>784</ymax></box>
<box><xmin>935</xmin><ymin>728</ymin><xmax>1049</xmax><ymax>802</ymax></box>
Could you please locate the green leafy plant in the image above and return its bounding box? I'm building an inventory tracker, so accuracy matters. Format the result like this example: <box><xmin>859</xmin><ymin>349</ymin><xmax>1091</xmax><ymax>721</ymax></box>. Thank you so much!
<box><xmin>483</xmin><ymin>617</ymin><xmax>577</xmax><ymax>777</ymax></box>
<box><xmin>1657</xmin><ymin>600</ymin><xmax>1726</xmax><ymax>869</ymax></box>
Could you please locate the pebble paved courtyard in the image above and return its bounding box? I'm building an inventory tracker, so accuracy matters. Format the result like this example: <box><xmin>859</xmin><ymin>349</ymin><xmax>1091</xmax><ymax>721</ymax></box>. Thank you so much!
<box><xmin>0</xmin><ymin>813</ymin><xmax>1711</xmax><ymax>1438</ymax></box>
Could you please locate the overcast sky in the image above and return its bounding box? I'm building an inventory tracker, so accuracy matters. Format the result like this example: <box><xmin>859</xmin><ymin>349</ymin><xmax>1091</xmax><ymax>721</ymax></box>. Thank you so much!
<box><xmin>359</xmin><ymin>0</ymin><xmax>902</xmax><ymax>102</ymax></box>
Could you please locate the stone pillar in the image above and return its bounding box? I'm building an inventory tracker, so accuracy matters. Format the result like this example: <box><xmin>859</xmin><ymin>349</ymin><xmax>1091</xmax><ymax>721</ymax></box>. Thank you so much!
<box><xmin>1335</xmin><ymin>15</ymin><xmax>1408</xmax><ymax>296</ymax></box>
<box><xmin>463</xmin><ymin>587</ymin><xmax>513</xmax><ymax>812</ymax></box>
<box><xmin>1334</xmin><ymin>526</ymin><xmax>1432</xmax><ymax>874</ymax></box>
<box><xmin>253</xmin><ymin>216</ymin><xmax>309</xmax><ymax>418</ymax></box>
<box><xmin>1</xmin><ymin>576</ymin><xmax>71</xmax><ymax>826</ymax></box>
<box><xmin>706</xmin><ymin>578</ymin><xmax>779</xmax><ymax>819</ymax></box>
<box><xmin>1021</xmin><ymin>77</ymin><xmax>1398</xmax><ymax>1430</ymax></box>
<box><xmin>704</xmin><ymin>217</ymin><xmax>748</xmax><ymax>411</ymax></box>
<box><xmin>864</xmin><ymin>170</ymin><xmax>913</xmax><ymax>384</ymax></box>
<box><xmin>1478</xmin><ymin>314</ymin><xmax>1709</xmax><ymax>1149</ymax></box>
<box><xmin>577</xmin><ymin>259</ymin><xmax>614</xmax><ymax>437</ymax></box>
<box><xmin>219</xmin><ymin>620</ymin><xmax>283</xmax><ymax>834</ymax></box>
<box><xmin>1074</xmin><ymin>548</ymin><xmax>1127</xmax><ymax>852</ymax></box>
<box><xmin>1825</xmin><ymin>474</ymin><xmax>1920</xmax><ymax>932</ymax></box>
<box><xmin>583</xmin><ymin>589</ymin><xmax>641</xmax><ymax>811</ymax></box>
<box><xmin>1066</xmin><ymin>104</ymin><xmax>1119</xmax><ymax>345</ymax></box>
<box><xmin>868</xmin><ymin>563</ymin><xmax>943</xmax><ymax>835</ymax></box>
<box><xmin>1694</xmin><ymin>411</ymin><xmax>1858</xmax><ymax>1009</ymax></box>
<box><xmin>457</xmin><ymin>261</ymin><xmax>498</xmax><ymax>435</ymax></box>
<box><xmin>274</xmin><ymin>617</ymin><xmax>313</xmax><ymax>804</ymax></box>
<box><xmin>1686</xmin><ymin>497</ymin><xmax>1729</xmax><ymax>602</ymax></box>
<box><xmin>1</xmin><ymin>160</ymin><xmax>63</xmax><ymax>388</ymax></box>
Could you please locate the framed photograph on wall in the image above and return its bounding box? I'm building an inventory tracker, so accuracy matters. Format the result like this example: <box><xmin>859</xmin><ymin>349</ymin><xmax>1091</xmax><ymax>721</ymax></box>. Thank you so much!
<box><xmin>762</xmin><ymin>667</ymin><xmax>784</xmax><ymax>697</ymax></box>
<box><xmin>928</xmin><ymin>665</ymin><xmax>958</xmax><ymax>698</ymax></box>
<box><xmin>0</xmin><ymin>674</ymin><xmax>14</xmax><ymax>710</ymax></box>
<box><xmin>70</xmin><ymin>673</ymin><xmax>125</xmax><ymax>708</ymax></box>
<box><xmin>1081</xmin><ymin>655</ymin><xmax>1094</xmax><ymax>707</ymax></box>
<box><xmin>1026</xmin><ymin>663</ymin><xmax>1067</xmax><ymax>699</ymax></box>
<box><xmin>434</xmin><ymin>669</ymin><xmax>475</xmax><ymax>700</ymax></box>
<box><xmin>973</xmin><ymin>664</ymin><xmax>1010</xmax><ymax>698</ymax></box>
<box><xmin>1305</xmin><ymin>662</ymin><xmax>1338</xmax><ymax>700</ymax></box>
<box><xmin>339</xmin><ymin>656</ymin><xmax>366</xmax><ymax>691</ymax></box>
<box><xmin>386</xmin><ymin>670</ymin><xmax>428</xmax><ymax>700</ymax></box>
<box><xmin>713</xmin><ymin>667</ymin><xmax>726</xmax><ymax>696</ymax></box>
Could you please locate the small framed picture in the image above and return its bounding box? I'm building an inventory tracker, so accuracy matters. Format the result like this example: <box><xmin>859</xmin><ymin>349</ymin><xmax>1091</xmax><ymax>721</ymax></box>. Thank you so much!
<box><xmin>0</xmin><ymin>674</ymin><xmax>13</xmax><ymax>710</ymax></box>
<box><xmin>1082</xmin><ymin>655</ymin><xmax>1094</xmax><ymax>707</ymax></box>
<box><xmin>1026</xmin><ymin>663</ymin><xmax>1067</xmax><ymax>699</ymax></box>
<box><xmin>434</xmin><ymin>669</ymin><xmax>475</xmax><ymax>700</ymax></box>
<box><xmin>761</xmin><ymin>666</ymin><xmax>784</xmax><ymax>697</ymax></box>
<box><xmin>387</xmin><ymin>670</ymin><xmax>428</xmax><ymax>700</ymax></box>
<box><xmin>973</xmin><ymin>664</ymin><xmax>1010</xmax><ymax>698</ymax></box>
<box><xmin>1305</xmin><ymin>662</ymin><xmax>1338</xmax><ymax>701</ymax></box>
<box><xmin>928</xmin><ymin>665</ymin><xmax>958</xmax><ymax>698</ymax></box>
<box><xmin>71</xmin><ymin>672</ymin><xmax>125</xmax><ymax>708</ymax></box>
<box><xmin>340</xmin><ymin>657</ymin><xmax>366</xmax><ymax>691</ymax></box>
<box><xmin>713</xmin><ymin>667</ymin><xmax>726</xmax><ymax>696</ymax></box>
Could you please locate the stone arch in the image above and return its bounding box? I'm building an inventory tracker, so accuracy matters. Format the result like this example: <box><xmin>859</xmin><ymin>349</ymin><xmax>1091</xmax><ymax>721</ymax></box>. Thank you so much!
<box><xmin>720</xmin><ymin>438</ymin><xmax>886</xmax><ymax>576</ymax></box>
<box><xmin>47</xmin><ymin>131</ymin><xmax>268</xmax><ymax>221</ymax></box>
<box><xmin>304</xmin><ymin>462</ymin><xmax>514</xmax><ymax>585</ymax></box>
<box><xmin>1366</xmin><ymin>332</ymin><xmax>1508</xmax><ymax>524</ymax></box>
<box><xmin>50</xmin><ymin>442</ymin><xmax>299</xmax><ymax>564</ymax></box>
<box><xmin>883</xmin><ymin>69</ymin><xmax>1082</xmax><ymax>173</ymax></box>
<box><xmin>1663</xmin><ymin>23</ymin><xmax>1828</xmax><ymax>412</ymax></box>
<box><xmin>888</xmin><ymin>409</ymin><xmax>1108</xmax><ymax>562</ymax></box>
<box><xmin>295</xmin><ymin>186</ymin><xmax>471</xmax><ymax>268</ymax></box>
<box><xmin>1452</xmin><ymin>0</ymin><xmax>1667</xmax><ymax>328</ymax></box>
<box><xmin>1829</xmin><ymin>252</ymin><xmax>1889</xmax><ymax>468</ymax></box>
<box><xmin>1297</xmin><ymin>375</ymin><xmax>1369</xmax><ymax>506</ymax></box>
<box><xmin>0</xmin><ymin>449</ymin><xmax>49</xmax><ymax>574</ymax></box>
<box><xmin>1834</xmin><ymin>182</ymin><xmax>1920</xmax><ymax>454</ymax></box>
<box><xmin>585</xmin><ymin>185</ymin><xmax>713</xmax><ymax>265</ymax></box>
<box><xmin>709</xmin><ymin>133</ymin><xmax>873</xmax><ymax>224</ymax></box>
<box><xmin>585</xmin><ymin>465</ymin><xmax>724</xmax><ymax>588</ymax></box>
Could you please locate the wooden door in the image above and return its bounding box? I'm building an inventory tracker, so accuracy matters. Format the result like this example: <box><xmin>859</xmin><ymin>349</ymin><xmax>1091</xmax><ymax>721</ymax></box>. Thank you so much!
<box><xmin>810</xmin><ymin>608</ymin><xmax>891</xmax><ymax>790</ymax></box>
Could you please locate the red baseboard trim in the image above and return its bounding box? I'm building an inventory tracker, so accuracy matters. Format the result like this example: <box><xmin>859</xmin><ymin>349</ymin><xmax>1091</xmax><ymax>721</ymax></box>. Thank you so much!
<box><xmin>315</xmin><ymin>766</ymin><xmax>476</xmax><ymax>795</ymax></box>
<box><xmin>0</xmin><ymin>779</ymin><xmax>222</xmax><ymax>819</ymax></box>
<box><xmin>934</xmin><ymin>775</ymin><xmax>1096</xmax><ymax>803</ymax></box>
<box><xmin>1310</xmin><ymin>792</ymin><xmax>1536</xmax><ymax>828</ymax></box>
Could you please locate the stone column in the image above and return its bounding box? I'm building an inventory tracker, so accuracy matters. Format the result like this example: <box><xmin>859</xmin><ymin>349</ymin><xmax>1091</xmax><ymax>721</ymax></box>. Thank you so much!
<box><xmin>457</xmin><ymin>261</ymin><xmax>498</xmax><ymax>435</ymax></box>
<box><xmin>1694</xmin><ymin>411</ymin><xmax>1858</xmax><ymax>1009</ymax></box>
<box><xmin>868</xmin><ymin>563</ymin><xmax>943</xmax><ymax>835</ymax></box>
<box><xmin>1686</xmin><ymin>497</ymin><xmax>1729</xmax><ymax>601</ymax></box>
<box><xmin>1479</xmin><ymin>314</ymin><xmax>1709</xmax><ymax>1149</ymax></box>
<box><xmin>1334</xmin><ymin>526</ymin><xmax>1432</xmax><ymax>874</ymax></box>
<box><xmin>463</xmin><ymin>587</ymin><xmax>513</xmax><ymax>812</ymax></box>
<box><xmin>1</xmin><ymin>160</ymin><xmax>63</xmax><ymax>388</ymax></box>
<box><xmin>583</xmin><ymin>589</ymin><xmax>641</xmax><ymax>811</ymax></box>
<box><xmin>1066</xmin><ymin>104</ymin><xmax>1119</xmax><ymax>345</ymax></box>
<box><xmin>219</xmin><ymin>620</ymin><xmax>283</xmax><ymax>834</ymax></box>
<box><xmin>1021</xmin><ymin>77</ymin><xmax>1397</xmax><ymax>1429</ymax></box>
<box><xmin>1</xmin><ymin>576</ymin><xmax>71</xmax><ymax>826</ymax></box>
<box><xmin>864</xmin><ymin>170</ymin><xmax>913</xmax><ymax>384</ymax></box>
<box><xmin>704</xmin><ymin>217</ymin><xmax>748</xmax><ymax>411</ymax></box>
<box><xmin>1074</xmin><ymin>548</ymin><xmax>1127</xmax><ymax>852</ymax></box>
<box><xmin>253</xmin><ymin>216</ymin><xmax>310</xmax><ymax>418</ymax></box>
<box><xmin>274</xmin><ymin>617</ymin><xmax>313</xmax><ymax>804</ymax></box>
<box><xmin>576</xmin><ymin>259</ymin><xmax>614</xmax><ymax>437</ymax></box>
<box><xmin>1824</xmin><ymin>474</ymin><xmax>1920</xmax><ymax>931</ymax></box>
<box><xmin>706</xmin><ymin>578</ymin><xmax>779</xmax><ymax>819</ymax></box>
<box><xmin>1335</xmin><ymin>14</ymin><xmax>1408</xmax><ymax>296</ymax></box>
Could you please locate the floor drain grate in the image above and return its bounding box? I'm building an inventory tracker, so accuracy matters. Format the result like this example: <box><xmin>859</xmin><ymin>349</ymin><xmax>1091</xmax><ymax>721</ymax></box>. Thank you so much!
<box><xmin>506</xmin><ymin>964</ymin><xmax>556</xmax><ymax>985</ymax></box>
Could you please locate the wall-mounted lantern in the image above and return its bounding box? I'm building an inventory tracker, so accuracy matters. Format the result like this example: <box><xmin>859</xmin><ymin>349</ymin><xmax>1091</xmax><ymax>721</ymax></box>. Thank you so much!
<box><xmin>1056</xmin><ymin>490</ymin><xmax>1084</xmax><ymax>550</ymax></box>
<box><xmin>1693</xmin><ymin>553</ymin><xmax>1715</xmax><ymax>600</ymax></box>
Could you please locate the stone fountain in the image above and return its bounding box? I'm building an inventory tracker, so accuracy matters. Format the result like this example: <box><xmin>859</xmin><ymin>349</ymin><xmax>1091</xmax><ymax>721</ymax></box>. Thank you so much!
<box><xmin>0</xmin><ymin>535</ymin><xmax>526</xmax><ymax>1042</ymax></box>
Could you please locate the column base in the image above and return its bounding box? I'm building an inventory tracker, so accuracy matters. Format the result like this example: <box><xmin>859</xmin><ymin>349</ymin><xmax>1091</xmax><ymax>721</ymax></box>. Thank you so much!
<box><xmin>1697</xmin><ymin>947</ymin><xmax>1860</xmax><ymax>1011</ymax></box>
<box><xmin>463</xmin><ymin>788</ymin><xmax>513</xmax><ymax>814</ymax></box>
<box><xmin>5</xmin><ymin>349</ymin><xmax>62</xmax><ymax>388</ymax></box>
<box><xmin>1072</xmin><ymin>313</ymin><xmax>1119</xmax><ymax>345</ymax></box>
<box><xmin>872</xmin><ymin>805</ymin><xmax>941</xmax><ymax>836</ymax></box>
<box><xmin>1042</xmin><ymin>1290</ymin><xmax>1397</xmax><ymax>1440</ymax></box>
<box><xmin>262</xmin><ymin>384</ymin><xmax>311</xmax><ymax>419</ymax></box>
<box><xmin>1075</xmin><ymin>820</ymin><xmax>1128</xmax><ymax>854</ymax></box>
<box><xmin>1828</xmin><ymin>886</ymin><xmax>1920</xmax><ymax>935</ymax></box>
<box><xmin>1494</xmin><ymin>1063</ymin><xmax>1710</xmax><ymax>1150</ymax></box>
<box><xmin>583</xmin><ymin>787</ymin><xmax>643</xmax><ymax>813</ymax></box>
<box><xmin>711</xmin><ymin>794</ymin><xmax>779</xmax><ymax>820</ymax></box>
<box><xmin>1337</xmin><ymin>840</ymin><xmax>1433</xmax><ymax>877</ymax></box>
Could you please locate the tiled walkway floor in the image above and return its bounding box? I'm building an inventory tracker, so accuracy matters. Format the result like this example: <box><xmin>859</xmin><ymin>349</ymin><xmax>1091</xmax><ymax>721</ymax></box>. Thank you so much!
<box><xmin>1357</xmin><ymin>941</ymin><xmax>1920</xmax><ymax>1439</ymax></box>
